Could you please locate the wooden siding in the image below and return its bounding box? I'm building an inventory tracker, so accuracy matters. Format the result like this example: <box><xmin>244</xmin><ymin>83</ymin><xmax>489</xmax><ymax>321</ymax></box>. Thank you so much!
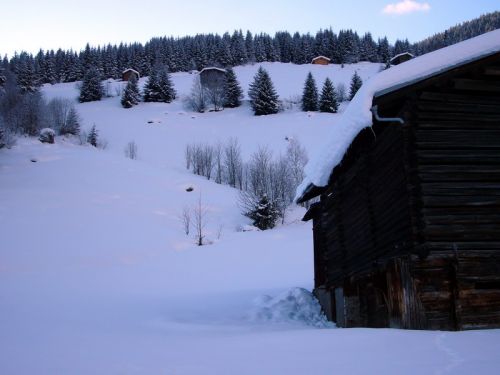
<box><xmin>319</xmin><ymin>123</ymin><xmax>413</xmax><ymax>288</ymax></box>
<box><xmin>312</xmin><ymin>53</ymin><xmax>500</xmax><ymax>330</ymax></box>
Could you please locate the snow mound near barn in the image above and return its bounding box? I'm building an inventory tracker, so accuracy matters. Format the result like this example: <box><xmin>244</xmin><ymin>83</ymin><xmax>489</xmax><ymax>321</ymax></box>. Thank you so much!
<box><xmin>250</xmin><ymin>287</ymin><xmax>333</xmax><ymax>328</ymax></box>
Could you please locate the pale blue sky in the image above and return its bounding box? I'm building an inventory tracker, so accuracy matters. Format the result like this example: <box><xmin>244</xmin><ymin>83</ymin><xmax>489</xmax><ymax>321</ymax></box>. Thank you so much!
<box><xmin>1</xmin><ymin>0</ymin><xmax>498</xmax><ymax>56</ymax></box>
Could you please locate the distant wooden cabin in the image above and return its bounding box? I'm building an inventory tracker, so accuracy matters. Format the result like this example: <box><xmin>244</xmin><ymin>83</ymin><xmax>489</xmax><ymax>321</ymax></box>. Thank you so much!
<box><xmin>390</xmin><ymin>52</ymin><xmax>414</xmax><ymax>66</ymax></box>
<box><xmin>199</xmin><ymin>67</ymin><xmax>227</xmax><ymax>90</ymax></box>
<box><xmin>297</xmin><ymin>33</ymin><xmax>500</xmax><ymax>331</ymax></box>
<box><xmin>311</xmin><ymin>56</ymin><xmax>331</xmax><ymax>65</ymax></box>
<box><xmin>122</xmin><ymin>68</ymin><xmax>140</xmax><ymax>82</ymax></box>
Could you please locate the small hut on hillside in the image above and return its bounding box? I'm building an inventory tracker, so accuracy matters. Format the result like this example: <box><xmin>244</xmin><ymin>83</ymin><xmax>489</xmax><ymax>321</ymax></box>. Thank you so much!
<box><xmin>122</xmin><ymin>68</ymin><xmax>140</xmax><ymax>82</ymax></box>
<box><xmin>390</xmin><ymin>52</ymin><xmax>414</xmax><ymax>66</ymax></box>
<box><xmin>199</xmin><ymin>67</ymin><xmax>227</xmax><ymax>90</ymax></box>
<box><xmin>311</xmin><ymin>56</ymin><xmax>331</xmax><ymax>65</ymax></box>
<box><xmin>297</xmin><ymin>30</ymin><xmax>500</xmax><ymax>331</ymax></box>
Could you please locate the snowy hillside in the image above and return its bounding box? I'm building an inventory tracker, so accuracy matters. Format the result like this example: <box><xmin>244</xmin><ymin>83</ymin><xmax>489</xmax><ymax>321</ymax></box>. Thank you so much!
<box><xmin>1</xmin><ymin>61</ymin><xmax>500</xmax><ymax>375</ymax></box>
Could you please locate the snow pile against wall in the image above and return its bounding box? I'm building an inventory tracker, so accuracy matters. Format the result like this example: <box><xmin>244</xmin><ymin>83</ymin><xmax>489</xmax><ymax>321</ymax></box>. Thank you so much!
<box><xmin>296</xmin><ymin>29</ymin><xmax>500</xmax><ymax>201</ymax></box>
<box><xmin>250</xmin><ymin>287</ymin><xmax>333</xmax><ymax>328</ymax></box>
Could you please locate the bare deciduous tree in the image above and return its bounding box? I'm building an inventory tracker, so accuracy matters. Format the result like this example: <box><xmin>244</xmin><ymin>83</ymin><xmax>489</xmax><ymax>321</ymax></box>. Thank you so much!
<box><xmin>179</xmin><ymin>205</ymin><xmax>191</xmax><ymax>236</ymax></box>
<box><xmin>224</xmin><ymin>137</ymin><xmax>243</xmax><ymax>188</ymax></box>
<box><xmin>193</xmin><ymin>194</ymin><xmax>209</xmax><ymax>246</ymax></box>
<box><xmin>185</xmin><ymin>76</ymin><xmax>207</xmax><ymax>113</ymax></box>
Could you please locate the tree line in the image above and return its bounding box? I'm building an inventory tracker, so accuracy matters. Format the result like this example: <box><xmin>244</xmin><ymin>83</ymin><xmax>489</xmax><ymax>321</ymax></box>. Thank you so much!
<box><xmin>2</xmin><ymin>11</ymin><xmax>497</xmax><ymax>93</ymax></box>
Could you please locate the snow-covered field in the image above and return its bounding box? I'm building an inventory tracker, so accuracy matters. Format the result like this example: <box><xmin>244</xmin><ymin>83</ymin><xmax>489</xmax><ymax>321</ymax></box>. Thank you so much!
<box><xmin>1</xmin><ymin>62</ymin><xmax>499</xmax><ymax>374</ymax></box>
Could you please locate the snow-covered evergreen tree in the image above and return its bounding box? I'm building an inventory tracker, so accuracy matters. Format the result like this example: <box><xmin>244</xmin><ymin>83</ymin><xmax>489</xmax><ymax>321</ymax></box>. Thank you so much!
<box><xmin>143</xmin><ymin>64</ymin><xmax>176</xmax><ymax>103</ymax></box>
<box><xmin>121</xmin><ymin>75</ymin><xmax>141</xmax><ymax>108</ymax></box>
<box><xmin>319</xmin><ymin>78</ymin><xmax>338</xmax><ymax>113</ymax></box>
<box><xmin>348</xmin><ymin>71</ymin><xmax>363</xmax><ymax>101</ymax></box>
<box><xmin>246</xmin><ymin>194</ymin><xmax>279</xmax><ymax>230</ymax></box>
<box><xmin>16</xmin><ymin>53</ymin><xmax>39</xmax><ymax>93</ymax></box>
<box><xmin>87</xmin><ymin>125</ymin><xmax>98</xmax><ymax>147</ymax></box>
<box><xmin>248</xmin><ymin>67</ymin><xmax>279</xmax><ymax>116</ymax></box>
<box><xmin>301</xmin><ymin>72</ymin><xmax>318</xmax><ymax>111</ymax></box>
<box><xmin>223</xmin><ymin>67</ymin><xmax>243</xmax><ymax>108</ymax></box>
<box><xmin>79</xmin><ymin>67</ymin><xmax>104</xmax><ymax>103</ymax></box>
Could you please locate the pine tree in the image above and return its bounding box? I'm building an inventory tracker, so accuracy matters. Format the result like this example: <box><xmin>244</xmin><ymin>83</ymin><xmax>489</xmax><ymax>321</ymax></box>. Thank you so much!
<box><xmin>16</xmin><ymin>53</ymin><xmax>39</xmax><ymax>93</ymax></box>
<box><xmin>247</xmin><ymin>194</ymin><xmax>279</xmax><ymax>230</ymax></box>
<box><xmin>223</xmin><ymin>67</ymin><xmax>243</xmax><ymax>108</ymax></box>
<box><xmin>319</xmin><ymin>78</ymin><xmax>338</xmax><ymax>113</ymax></box>
<box><xmin>87</xmin><ymin>125</ymin><xmax>98</xmax><ymax>147</ymax></box>
<box><xmin>301</xmin><ymin>72</ymin><xmax>318</xmax><ymax>111</ymax></box>
<box><xmin>143</xmin><ymin>65</ymin><xmax>176</xmax><ymax>103</ymax></box>
<box><xmin>248</xmin><ymin>67</ymin><xmax>279</xmax><ymax>116</ymax></box>
<box><xmin>348</xmin><ymin>71</ymin><xmax>363</xmax><ymax>101</ymax></box>
<box><xmin>121</xmin><ymin>75</ymin><xmax>140</xmax><ymax>108</ymax></box>
<box><xmin>79</xmin><ymin>67</ymin><xmax>104</xmax><ymax>102</ymax></box>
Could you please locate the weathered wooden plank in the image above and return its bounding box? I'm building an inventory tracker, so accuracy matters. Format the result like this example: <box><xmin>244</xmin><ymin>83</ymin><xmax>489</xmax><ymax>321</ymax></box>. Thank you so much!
<box><xmin>453</xmin><ymin>78</ymin><xmax>500</xmax><ymax>92</ymax></box>
<box><xmin>419</xmin><ymin>91</ymin><xmax>500</xmax><ymax>105</ymax></box>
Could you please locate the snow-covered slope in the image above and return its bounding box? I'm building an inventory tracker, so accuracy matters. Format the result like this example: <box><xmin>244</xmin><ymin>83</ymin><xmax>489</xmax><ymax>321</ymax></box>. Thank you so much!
<box><xmin>1</xmin><ymin>62</ymin><xmax>499</xmax><ymax>375</ymax></box>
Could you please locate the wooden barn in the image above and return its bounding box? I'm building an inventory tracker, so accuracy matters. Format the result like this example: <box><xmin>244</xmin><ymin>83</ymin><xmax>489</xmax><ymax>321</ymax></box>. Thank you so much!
<box><xmin>311</xmin><ymin>56</ymin><xmax>331</xmax><ymax>65</ymax></box>
<box><xmin>390</xmin><ymin>52</ymin><xmax>414</xmax><ymax>66</ymax></box>
<box><xmin>297</xmin><ymin>30</ymin><xmax>500</xmax><ymax>331</ymax></box>
<box><xmin>122</xmin><ymin>68</ymin><xmax>140</xmax><ymax>82</ymax></box>
<box><xmin>199</xmin><ymin>67</ymin><xmax>227</xmax><ymax>90</ymax></box>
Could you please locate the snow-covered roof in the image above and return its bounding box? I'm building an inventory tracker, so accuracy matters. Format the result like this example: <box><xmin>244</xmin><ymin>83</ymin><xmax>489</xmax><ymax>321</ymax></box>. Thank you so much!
<box><xmin>200</xmin><ymin>67</ymin><xmax>227</xmax><ymax>74</ymax></box>
<box><xmin>296</xmin><ymin>29</ymin><xmax>500</xmax><ymax>202</ymax></box>
<box><xmin>122</xmin><ymin>68</ymin><xmax>140</xmax><ymax>77</ymax></box>
<box><xmin>311</xmin><ymin>56</ymin><xmax>331</xmax><ymax>63</ymax></box>
<box><xmin>390</xmin><ymin>52</ymin><xmax>414</xmax><ymax>62</ymax></box>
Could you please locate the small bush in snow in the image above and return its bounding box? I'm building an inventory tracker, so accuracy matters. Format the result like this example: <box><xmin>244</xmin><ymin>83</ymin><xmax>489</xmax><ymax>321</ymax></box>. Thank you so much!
<box><xmin>239</xmin><ymin>192</ymin><xmax>279</xmax><ymax>230</ymax></box>
<box><xmin>39</xmin><ymin>128</ymin><xmax>55</xmax><ymax>144</ymax></box>
<box><xmin>124</xmin><ymin>141</ymin><xmax>138</xmax><ymax>160</ymax></box>
<box><xmin>87</xmin><ymin>125</ymin><xmax>98</xmax><ymax>147</ymax></box>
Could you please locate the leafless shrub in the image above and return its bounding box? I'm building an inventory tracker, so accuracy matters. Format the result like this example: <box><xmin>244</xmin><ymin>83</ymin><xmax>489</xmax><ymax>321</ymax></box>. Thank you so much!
<box><xmin>336</xmin><ymin>82</ymin><xmax>347</xmax><ymax>102</ymax></box>
<box><xmin>179</xmin><ymin>206</ymin><xmax>191</xmax><ymax>236</ymax></box>
<box><xmin>184</xmin><ymin>76</ymin><xmax>207</xmax><ymax>113</ymax></box>
<box><xmin>124</xmin><ymin>140</ymin><xmax>138</xmax><ymax>160</ymax></box>
<box><xmin>47</xmin><ymin>98</ymin><xmax>81</xmax><ymax>136</ymax></box>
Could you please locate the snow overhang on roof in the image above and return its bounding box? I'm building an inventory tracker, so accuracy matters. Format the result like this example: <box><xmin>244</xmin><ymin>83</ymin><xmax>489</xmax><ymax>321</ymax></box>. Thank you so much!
<box><xmin>295</xmin><ymin>29</ymin><xmax>500</xmax><ymax>203</ymax></box>
<box><xmin>390</xmin><ymin>52</ymin><xmax>414</xmax><ymax>61</ymax></box>
<box><xmin>312</xmin><ymin>56</ymin><xmax>331</xmax><ymax>62</ymax></box>
<box><xmin>200</xmin><ymin>67</ymin><xmax>227</xmax><ymax>74</ymax></box>
<box><xmin>122</xmin><ymin>68</ymin><xmax>140</xmax><ymax>77</ymax></box>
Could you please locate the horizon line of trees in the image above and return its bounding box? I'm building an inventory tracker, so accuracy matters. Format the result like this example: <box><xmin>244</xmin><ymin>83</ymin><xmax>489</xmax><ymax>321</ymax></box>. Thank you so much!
<box><xmin>2</xmin><ymin>11</ymin><xmax>497</xmax><ymax>91</ymax></box>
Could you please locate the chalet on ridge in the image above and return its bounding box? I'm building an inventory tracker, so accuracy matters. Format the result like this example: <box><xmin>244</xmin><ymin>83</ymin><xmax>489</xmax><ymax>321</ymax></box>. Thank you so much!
<box><xmin>389</xmin><ymin>52</ymin><xmax>414</xmax><ymax>66</ymax></box>
<box><xmin>199</xmin><ymin>67</ymin><xmax>227</xmax><ymax>90</ymax></box>
<box><xmin>122</xmin><ymin>68</ymin><xmax>140</xmax><ymax>82</ymax></box>
<box><xmin>297</xmin><ymin>30</ymin><xmax>500</xmax><ymax>331</ymax></box>
<box><xmin>311</xmin><ymin>56</ymin><xmax>331</xmax><ymax>65</ymax></box>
